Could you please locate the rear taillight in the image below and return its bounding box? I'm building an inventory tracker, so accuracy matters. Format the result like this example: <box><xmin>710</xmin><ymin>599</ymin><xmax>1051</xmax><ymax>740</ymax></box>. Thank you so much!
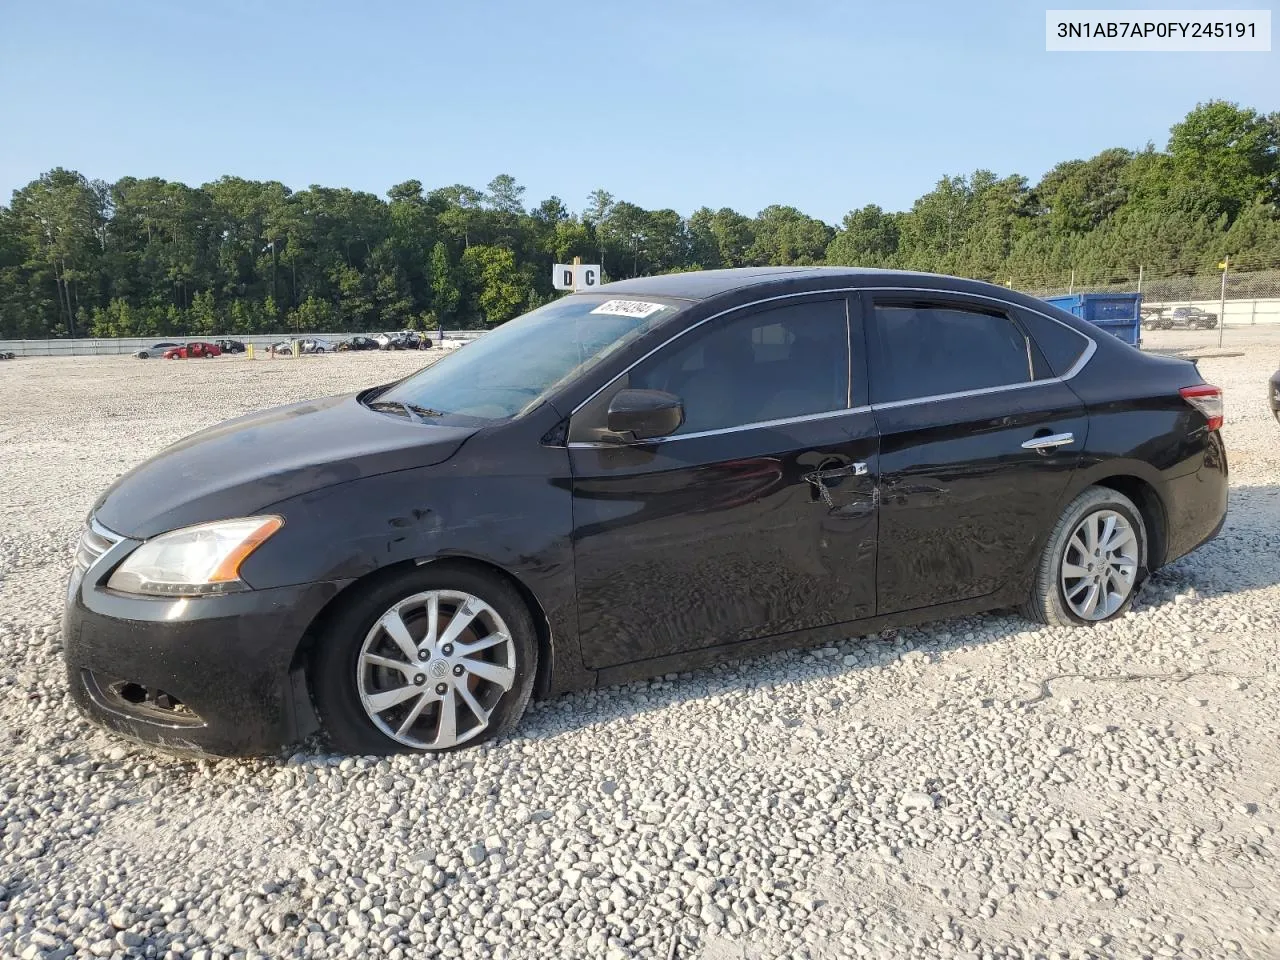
<box><xmin>1180</xmin><ymin>384</ymin><xmax>1223</xmax><ymax>431</ymax></box>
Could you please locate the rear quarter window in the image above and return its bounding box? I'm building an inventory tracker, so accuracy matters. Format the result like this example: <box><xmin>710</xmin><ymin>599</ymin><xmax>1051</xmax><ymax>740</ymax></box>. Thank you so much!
<box><xmin>1017</xmin><ymin>309</ymin><xmax>1091</xmax><ymax>378</ymax></box>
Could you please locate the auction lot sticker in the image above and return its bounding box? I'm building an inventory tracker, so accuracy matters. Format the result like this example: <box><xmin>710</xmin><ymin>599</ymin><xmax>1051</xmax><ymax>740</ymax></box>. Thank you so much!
<box><xmin>589</xmin><ymin>300</ymin><xmax>667</xmax><ymax>318</ymax></box>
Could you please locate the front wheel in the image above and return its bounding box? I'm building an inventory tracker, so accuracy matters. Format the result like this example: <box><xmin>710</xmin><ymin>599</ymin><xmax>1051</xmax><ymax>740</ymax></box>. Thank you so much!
<box><xmin>309</xmin><ymin>564</ymin><xmax>538</xmax><ymax>754</ymax></box>
<box><xmin>1022</xmin><ymin>486</ymin><xmax>1147</xmax><ymax>626</ymax></box>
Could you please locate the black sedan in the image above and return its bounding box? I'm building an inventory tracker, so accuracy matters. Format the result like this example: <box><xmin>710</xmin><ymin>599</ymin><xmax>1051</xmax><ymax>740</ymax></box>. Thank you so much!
<box><xmin>64</xmin><ymin>267</ymin><xmax>1228</xmax><ymax>757</ymax></box>
<box><xmin>336</xmin><ymin>336</ymin><xmax>381</xmax><ymax>351</ymax></box>
<box><xmin>214</xmin><ymin>339</ymin><xmax>247</xmax><ymax>353</ymax></box>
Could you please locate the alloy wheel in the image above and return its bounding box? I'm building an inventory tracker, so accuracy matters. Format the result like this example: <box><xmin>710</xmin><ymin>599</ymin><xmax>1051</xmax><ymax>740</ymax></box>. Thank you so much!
<box><xmin>1060</xmin><ymin>509</ymin><xmax>1139</xmax><ymax>620</ymax></box>
<box><xmin>356</xmin><ymin>590</ymin><xmax>516</xmax><ymax>749</ymax></box>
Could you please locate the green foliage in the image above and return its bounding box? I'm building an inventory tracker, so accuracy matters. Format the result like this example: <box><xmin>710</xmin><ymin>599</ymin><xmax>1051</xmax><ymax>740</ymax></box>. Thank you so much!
<box><xmin>826</xmin><ymin>205</ymin><xmax>900</xmax><ymax>266</ymax></box>
<box><xmin>189</xmin><ymin>290</ymin><xmax>218</xmax><ymax>335</ymax></box>
<box><xmin>1168</xmin><ymin>101</ymin><xmax>1279</xmax><ymax>217</ymax></box>
<box><xmin>1</xmin><ymin>100</ymin><xmax>1278</xmax><ymax>341</ymax></box>
<box><xmin>429</xmin><ymin>242</ymin><xmax>461</xmax><ymax>324</ymax></box>
<box><xmin>749</xmin><ymin>205</ymin><xmax>832</xmax><ymax>265</ymax></box>
<box><xmin>461</xmin><ymin>245</ymin><xmax>524</xmax><ymax>327</ymax></box>
<box><xmin>288</xmin><ymin>295</ymin><xmax>335</xmax><ymax>332</ymax></box>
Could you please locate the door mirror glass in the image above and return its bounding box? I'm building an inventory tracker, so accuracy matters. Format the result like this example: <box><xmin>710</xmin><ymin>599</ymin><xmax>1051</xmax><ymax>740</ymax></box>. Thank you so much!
<box><xmin>606</xmin><ymin>389</ymin><xmax>684</xmax><ymax>441</ymax></box>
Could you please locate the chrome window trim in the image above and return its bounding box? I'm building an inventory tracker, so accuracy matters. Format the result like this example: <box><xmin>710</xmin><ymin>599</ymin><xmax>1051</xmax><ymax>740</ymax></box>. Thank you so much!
<box><xmin>568</xmin><ymin>404</ymin><xmax>874</xmax><ymax>447</ymax></box>
<box><xmin>564</xmin><ymin>285</ymin><xmax>1098</xmax><ymax>445</ymax></box>
<box><xmin>870</xmin><ymin>377</ymin><xmax>1045</xmax><ymax>411</ymax></box>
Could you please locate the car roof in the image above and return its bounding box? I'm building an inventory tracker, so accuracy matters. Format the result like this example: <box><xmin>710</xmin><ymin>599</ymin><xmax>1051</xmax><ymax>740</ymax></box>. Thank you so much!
<box><xmin>589</xmin><ymin>266</ymin><xmax>1005</xmax><ymax>301</ymax></box>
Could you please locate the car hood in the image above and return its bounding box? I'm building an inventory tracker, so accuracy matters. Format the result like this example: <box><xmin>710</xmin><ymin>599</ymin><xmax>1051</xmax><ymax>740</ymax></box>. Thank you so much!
<box><xmin>93</xmin><ymin>393</ymin><xmax>477</xmax><ymax>539</ymax></box>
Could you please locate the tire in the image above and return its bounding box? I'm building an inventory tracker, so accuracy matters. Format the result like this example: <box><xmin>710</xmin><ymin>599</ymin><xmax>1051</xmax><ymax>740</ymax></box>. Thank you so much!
<box><xmin>316</xmin><ymin>347</ymin><xmax>325</xmax><ymax>354</ymax></box>
<box><xmin>309</xmin><ymin>563</ymin><xmax>538</xmax><ymax>755</ymax></box>
<box><xmin>1021</xmin><ymin>486</ymin><xmax>1148</xmax><ymax>627</ymax></box>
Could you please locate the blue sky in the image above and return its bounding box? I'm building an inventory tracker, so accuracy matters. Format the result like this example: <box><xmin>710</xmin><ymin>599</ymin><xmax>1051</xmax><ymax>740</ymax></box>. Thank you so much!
<box><xmin>0</xmin><ymin>1</ymin><xmax>1275</xmax><ymax>223</ymax></box>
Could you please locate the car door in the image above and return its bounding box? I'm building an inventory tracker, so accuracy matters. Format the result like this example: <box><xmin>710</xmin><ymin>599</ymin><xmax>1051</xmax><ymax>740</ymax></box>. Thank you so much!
<box><xmin>862</xmin><ymin>291</ymin><xmax>1088</xmax><ymax>615</ymax></box>
<box><xmin>566</xmin><ymin>294</ymin><xmax>880</xmax><ymax>670</ymax></box>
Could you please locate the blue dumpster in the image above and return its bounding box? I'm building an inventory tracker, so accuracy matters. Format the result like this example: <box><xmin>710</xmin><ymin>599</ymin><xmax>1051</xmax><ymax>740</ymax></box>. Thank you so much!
<box><xmin>1043</xmin><ymin>293</ymin><xmax>1143</xmax><ymax>347</ymax></box>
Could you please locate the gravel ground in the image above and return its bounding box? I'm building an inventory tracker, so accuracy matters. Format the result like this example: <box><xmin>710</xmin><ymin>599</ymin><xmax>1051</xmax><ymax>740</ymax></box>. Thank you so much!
<box><xmin>0</xmin><ymin>333</ymin><xmax>1278</xmax><ymax>960</ymax></box>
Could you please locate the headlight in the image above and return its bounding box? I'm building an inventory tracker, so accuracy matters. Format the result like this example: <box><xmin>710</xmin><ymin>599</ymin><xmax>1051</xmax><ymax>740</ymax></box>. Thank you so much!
<box><xmin>107</xmin><ymin>516</ymin><xmax>283</xmax><ymax>597</ymax></box>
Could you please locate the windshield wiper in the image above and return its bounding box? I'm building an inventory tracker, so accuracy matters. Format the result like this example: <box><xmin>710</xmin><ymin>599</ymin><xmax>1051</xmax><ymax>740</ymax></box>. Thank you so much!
<box><xmin>365</xmin><ymin>399</ymin><xmax>446</xmax><ymax>423</ymax></box>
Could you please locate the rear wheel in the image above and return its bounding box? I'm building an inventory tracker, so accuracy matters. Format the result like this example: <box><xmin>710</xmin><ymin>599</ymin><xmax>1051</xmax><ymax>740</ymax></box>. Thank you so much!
<box><xmin>309</xmin><ymin>564</ymin><xmax>538</xmax><ymax>754</ymax></box>
<box><xmin>1022</xmin><ymin>486</ymin><xmax>1147</xmax><ymax>626</ymax></box>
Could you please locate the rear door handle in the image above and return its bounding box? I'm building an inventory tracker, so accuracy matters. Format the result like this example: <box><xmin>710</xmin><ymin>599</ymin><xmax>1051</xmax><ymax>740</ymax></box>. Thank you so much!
<box><xmin>1021</xmin><ymin>432</ymin><xmax>1074</xmax><ymax>451</ymax></box>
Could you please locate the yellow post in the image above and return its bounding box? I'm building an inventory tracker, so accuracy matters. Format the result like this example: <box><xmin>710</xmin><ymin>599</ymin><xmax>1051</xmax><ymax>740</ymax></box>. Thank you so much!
<box><xmin>293</xmin><ymin>340</ymin><xmax>301</xmax><ymax>359</ymax></box>
<box><xmin>247</xmin><ymin>344</ymin><xmax>255</xmax><ymax>360</ymax></box>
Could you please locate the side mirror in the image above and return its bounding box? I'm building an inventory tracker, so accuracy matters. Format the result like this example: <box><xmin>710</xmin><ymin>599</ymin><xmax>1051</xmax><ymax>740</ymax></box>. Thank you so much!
<box><xmin>606</xmin><ymin>389</ymin><xmax>684</xmax><ymax>441</ymax></box>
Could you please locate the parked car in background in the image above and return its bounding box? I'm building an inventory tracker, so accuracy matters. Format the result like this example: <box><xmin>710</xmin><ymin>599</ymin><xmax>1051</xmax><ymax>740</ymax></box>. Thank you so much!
<box><xmin>1269</xmin><ymin>365</ymin><xmax>1279</xmax><ymax>423</ymax></box>
<box><xmin>214</xmin><ymin>339</ymin><xmax>246</xmax><ymax>353</ymax></box>
<box><xmin>270</xmin><ymin>338</ymin><xmax>332</xmax><ymax>355</ymax></box>
<box><xmin>162</xmin><ymin>342</ymin><xmax>222</xmax><ymax>360</ymax></box>
<box><xmin>0</xmin><ymin>351</ymin><xmax>16</xmax><ymax>360</ymax></box>
<box><xmin>336</xmin><ymin>336</ymin><xmax>381</xmax><ymax>351</ymax></box>
<box><xmin>1145</xmin><ymin>307</ymin><xmax>1218</xmax><ymax>330</ymax></box>
<box><xmin>64</xmin><ymin>266</ymin><xmax>1227</xmax><ymax>757</ymax></box>
<box><xmin>375</xmin><ymin>331</ymin><xmax>426</xmax><ymax>350</ymax></box>
<box><xmin>134</xmin><ymin>342</ymin><xmax>180</xmax><ymax>359</ymax></box>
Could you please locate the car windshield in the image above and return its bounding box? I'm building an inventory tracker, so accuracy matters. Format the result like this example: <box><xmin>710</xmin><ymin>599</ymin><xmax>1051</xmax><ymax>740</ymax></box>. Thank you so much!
<box><xmin>373</xmin><ymin>294</ymin><xmax>682</xmax><ymax>423</ymax></box>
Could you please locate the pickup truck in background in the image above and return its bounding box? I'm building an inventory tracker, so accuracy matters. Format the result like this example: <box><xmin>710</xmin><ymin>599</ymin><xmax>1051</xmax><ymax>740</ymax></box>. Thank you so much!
<box><xmin>1143</xmin><ymin>307</ymin><xmax>1219</xmax><ymax>330</ymax></box>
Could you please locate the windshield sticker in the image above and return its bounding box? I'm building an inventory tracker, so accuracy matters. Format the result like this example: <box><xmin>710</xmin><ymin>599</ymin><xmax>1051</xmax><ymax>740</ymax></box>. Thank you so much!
<box><xmin>589</xmin><ymin>299</ymin><xmax>667</xmax><ymax>319</ymax></box>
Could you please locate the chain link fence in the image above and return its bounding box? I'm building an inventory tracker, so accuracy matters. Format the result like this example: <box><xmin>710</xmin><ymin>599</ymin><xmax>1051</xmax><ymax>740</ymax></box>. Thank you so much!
<box><xmin>986</xmin><ymin>261</ymin><xmax>1280</xmax><ymax>349</ymax></box>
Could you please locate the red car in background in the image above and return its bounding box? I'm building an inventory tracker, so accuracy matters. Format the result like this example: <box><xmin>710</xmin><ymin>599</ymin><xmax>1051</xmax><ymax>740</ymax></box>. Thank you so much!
<box><xmin>163</xmin><ymin>342</ymin><xmax>222</xmax><ymax>359</ymax></box>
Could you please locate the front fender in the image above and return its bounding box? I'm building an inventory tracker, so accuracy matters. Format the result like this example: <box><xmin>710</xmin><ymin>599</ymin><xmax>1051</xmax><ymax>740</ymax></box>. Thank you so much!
<box><xmin>237</xmin><ymin>433</ymin><xmax>586</xmax><ymax>696</ymax></box>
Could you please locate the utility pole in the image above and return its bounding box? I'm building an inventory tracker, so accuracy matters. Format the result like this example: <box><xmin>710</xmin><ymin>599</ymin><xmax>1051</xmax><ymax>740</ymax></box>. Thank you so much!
<box><xmin>1137</xmin><ymin>265</ymin><xmax>1143</xmax><ymax>294</ymax></box>
<box><xmin>1217</xmin><ymin>255</ymin><xmax>1229</xmax><ymax>348</ymax></box>
<box><xmin>1068</xmin><ymin>269</ymin><xmax>1075</xmax><ymax>295</ymax></box>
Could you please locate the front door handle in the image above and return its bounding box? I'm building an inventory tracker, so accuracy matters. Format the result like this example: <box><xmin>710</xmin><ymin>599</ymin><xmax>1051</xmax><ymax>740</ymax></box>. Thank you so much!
<box><xmin>803</xmin><ymin>462</ymin><xmax>869</xmax><ymax>507</ymax></box>
<box><xmin>1021</xmin><ymin>432</ymin><xmax>1075</xmax><ymax>451</ymax></box>
<box><xmin>805</xmin><ymin>462</ymin><xmax>869</xmax><ymax>482</ymax></box>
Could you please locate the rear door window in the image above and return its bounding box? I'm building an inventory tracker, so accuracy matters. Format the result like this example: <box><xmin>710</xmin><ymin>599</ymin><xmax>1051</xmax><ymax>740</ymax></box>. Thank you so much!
<box><xmin>867</xmin><ymin>301</ymin><xmax>1038</xmax><ymax>405</ymax></box>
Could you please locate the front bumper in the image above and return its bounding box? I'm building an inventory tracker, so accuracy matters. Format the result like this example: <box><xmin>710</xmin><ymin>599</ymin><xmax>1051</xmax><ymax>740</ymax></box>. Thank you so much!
<box><xmin>64</xmin><ymin>560</ymin><xmax>348</xmax><ymax>757</ymax></box>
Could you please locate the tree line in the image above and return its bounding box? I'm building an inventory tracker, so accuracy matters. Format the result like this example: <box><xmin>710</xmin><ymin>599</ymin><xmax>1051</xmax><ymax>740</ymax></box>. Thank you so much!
<box><xmin>1</xmin><ymin>100</ymin><xmax>1277</xmax><ymax>341</ymax></box>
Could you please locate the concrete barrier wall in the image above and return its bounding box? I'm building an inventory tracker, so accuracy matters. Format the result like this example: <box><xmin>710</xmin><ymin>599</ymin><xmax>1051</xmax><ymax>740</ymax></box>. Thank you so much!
<box><xmin>5</xmin><ymin>297</ymin><xmax>1278</xmax><ymax>357</ymax></box>
<box><xmin>0</xmin><ymin>330</ymin><xmax>489</xmax><ymax>357</ymax></box>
